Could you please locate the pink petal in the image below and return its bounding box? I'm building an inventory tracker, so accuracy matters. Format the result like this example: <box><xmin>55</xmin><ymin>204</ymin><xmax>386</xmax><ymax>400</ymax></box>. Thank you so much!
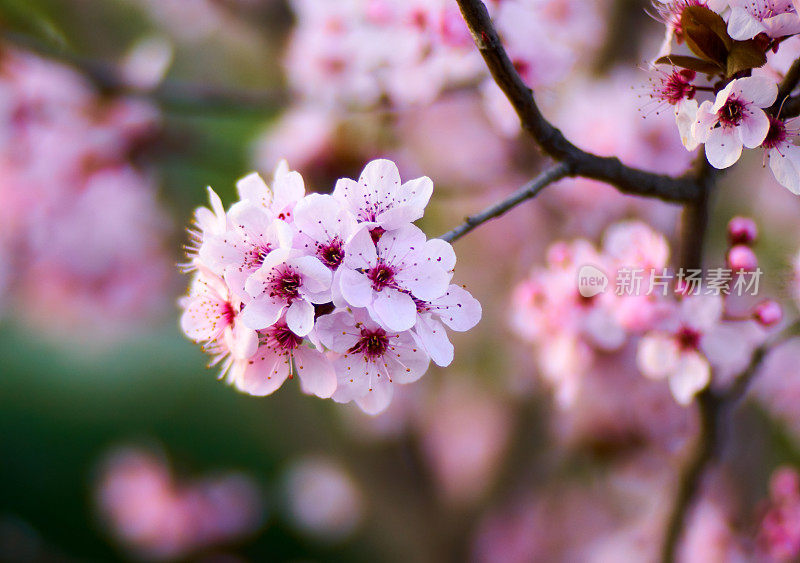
<box><xmin>295</xmin><ymin>348</ymin><xmax>337</xmax><ymax>398</ymax></box>
<box><xmin>388</xmin><ymin>331</ymin><xmax>431</xmax><ymax>383</ymax></box>
<box><xmin>181</xmin><ymin>295</ymin><xmax>228</xmax><ymax>341</ymax></box>
<box><xmin>343</xmin><ymin>227</ymin><xmax>377</xmax><ymax>270</ymax></box>
<box><xmin>339</xmin><ymin>268</ymin><xmax>373</xmax><ymax>308</ymax></box>
<box><xmin>359</xmin><ymin>159</ymin><xmax>401</xmax><ymax>200</ymax></box>
<box><xmin>637</xmin><ymin>333</ymin><xmax>679</xmax><ymax>380</ymax></box>
<box><xmin>704</xmin><ymin>128</ymin><xmax>743</xmax><ymax>169</ymax></box>
<box><xmin>234</xmin><ymin>350</ymin><xmax>290</xmax><ymax>396</ymax></box>
<box><xmin>738</xmin><ymin>108</ymin><xmax>770</xmax><ymax>148</ymax></box>
<box><xmin>315</xmin><ymin>311</ymin><xmax>360</xmax><ymax>352</ymax></box>
<box><xmin>286</xmin><ymin>299</ymin><xmax>315</xmax><ymax>337</ymax></box>
<box><xmin>769</xmin><ymin>146</ymin><xmax>800</xmax><ymax>195</ymax></box>
<box><xmin>727</xmin><ymin>7</ymin><xmax>766</xmax><ymax>40</ymax></box>
<box><xmin>292</xmin><ymin>255</ymin><xmax>332</xmax><ymax>294</ymax></box>
<box><xmin>229</xmin><ymin>321</ymin><xmax>259</xmax><ymax>359</ymax></box>
<box><xmin>354</xmin><ymin>377</ymin><xmax>394</xmax><ymax>415</ymax></box>
<box><xmin>735</xmin><ymin>76</ymin><xmax>778</xmax><ymax>108</ymax></box>
<box><xmin>414</xmin><ymin>316</ymin><xmax>454</xmax><ymax>367</ymax></box>
<box><xmin>371</xmin><ymin>288</ymin><xmax>417</xmax><ymax>331</ymax></box>
<box><xmin>430</xmin><ymin>285</ymin><xmax>482</xmax><ymax>331</ymax></box>
<box><xmin>681</xmin><ymin>294</ymin><xmax>723</xmax><ymax>331</ymax></box>
<box><xmin>240</xmin><ymin>297</ymin><xmax>284</xmax><ymax>330</ymax></box>
<box><xmin>423</xmin><ymin>238</ymin><xmax>457</xmax><ymax>272</ymax></box>
<box><xmin>235</xmin><ymin>172</ymin><xmax>271</xmax><ymax>208</ymax></box>
<box><xmin>669</xmin><ymin>351</ymin><xmax>711</xmax><ymax>405</ymax></box>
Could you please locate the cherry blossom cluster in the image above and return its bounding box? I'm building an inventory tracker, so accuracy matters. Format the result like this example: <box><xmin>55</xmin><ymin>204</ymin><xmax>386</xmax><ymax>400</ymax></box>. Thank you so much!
<box><xmin>0</xmin><ymin>46</ymin><xmax>171</xmax><ymax>334</ymax></box>
<box><xmin>269</xmin><ymin>0</ymin><xmax>603</xmax><ymax>151</ymax></box>
<box><xmin>96</xmin><ymin>447</ymin><xmax>263</xmax><ymax>560</ymax></box>
<box><xmin>180</xmin><ymin>158</ymin><xmax>481</xmax><ymax>415</ymax></box>
<box><xmin>648</xmin><ymin>0</ymin><xmax>800</xmax><ymax>193</ymax></box>
<box><xmin>511</xmin><ymin>218</ymin><xmax>779</xmax><ymax>407</ymax></box>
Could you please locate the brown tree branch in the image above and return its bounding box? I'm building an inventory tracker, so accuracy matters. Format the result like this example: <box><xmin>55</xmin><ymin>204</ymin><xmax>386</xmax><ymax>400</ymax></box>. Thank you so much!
<box><xmin>439</xmin><ymin>163</ymin><xmax>569</xmax><ymax>242</ymax></box>
<box><xmin>660</xmin><ymin>389</ymin><xmax>719</xmax><ymax>563</ymax></box>
<box><xmin>767</xmin><ymin>56</ymin><xmax>800</xmax><ymax>118</ymax></box>
<box><xmin>455</xmin><ymin>0</ymin><xmax>701</xmax><ymax>203</ymax></box>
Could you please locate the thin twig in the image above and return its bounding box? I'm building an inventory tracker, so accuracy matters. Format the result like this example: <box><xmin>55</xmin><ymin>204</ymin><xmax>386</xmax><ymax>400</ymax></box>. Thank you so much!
<box><xmin>455</xmin><ymin>0</ymin><xmax>701</xmax><ymax>203</ymax></box>
<box><xmin>438</xmin><ymin>163</ymin><xmax>570</xmax><ymax>243</ymax></box>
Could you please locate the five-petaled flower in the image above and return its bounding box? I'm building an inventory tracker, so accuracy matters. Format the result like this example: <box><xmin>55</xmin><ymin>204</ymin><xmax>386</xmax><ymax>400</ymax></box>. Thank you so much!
<box><xmin>692</xmin><ymin>77</ymin><xmax>778</xmax><ymax>169</ymax></box>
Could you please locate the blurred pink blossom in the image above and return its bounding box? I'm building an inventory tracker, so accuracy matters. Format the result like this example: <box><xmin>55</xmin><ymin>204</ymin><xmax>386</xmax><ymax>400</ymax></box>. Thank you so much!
<box><xmin>96</xmin><ymin>447</ymin><xmax>264</xmax><ymax>561</ymax></box>
<box><xmin>0</xmin><ymin>48</ymin><xmax>172</xmax><ymax>337</ymax></box>
<box><xmin>283</xmin><ymin>456</ymin><xmax>363</xmax><ymax>540</ymax></box>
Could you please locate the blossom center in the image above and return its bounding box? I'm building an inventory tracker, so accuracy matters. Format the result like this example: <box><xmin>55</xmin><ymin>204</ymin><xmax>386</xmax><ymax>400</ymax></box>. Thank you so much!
<box><xmin>677</xmin><ymin>326</ymin><xmax>701</xmax><ymax>351</ymax></box>
<box><xmin>367</xmin><ymin>260</ymin><xmax>396</xmax><ymax>290</ymax></box>
<box><xmin>244</xmin><ymin>244</ymin><xmax>271</xmax><ymax>271</ymax></box>
<box><xmin>319</xmin><ymin>237</ymin><xmax>345</xmax><ymax>269</ymax></box>
<box><xmin>221</xmin><ymin>301</ymin><xmax>236</xmax><ymax>325</ymax></box>
<box><xmin>718</xmin><ymin>98</ymin><xmax>746</xmax><ymax>127</ymax></box>
<box><xmin>265</xmin><ymin>323</ymin><xmax>303</xmax><ymax>351</ymax></box>
<box><xmin>348</xmin><ymin>327</ymin><xmax>389</xmax><ymax>358</ymax></box>
<box><xmin>658</xmin><ymin>69</ymin><xmax>696</xmax><ymax>105</ymax></box>
<box><xmin>269</xmin><ymin>268</ymin><xmax>302</xmax><ymax>302</ymax></box>
<box><xmin>763</xmin><ymin>116</ymin><xmax>788</xmax><ymax>150</ymax></box>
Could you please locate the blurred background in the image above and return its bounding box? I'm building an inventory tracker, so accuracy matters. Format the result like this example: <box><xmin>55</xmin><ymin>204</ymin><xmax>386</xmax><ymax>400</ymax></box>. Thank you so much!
<box><xmin>3</xmin><ymin>0</ymin><xmax>800</xmax><ymax>561</ymax></box>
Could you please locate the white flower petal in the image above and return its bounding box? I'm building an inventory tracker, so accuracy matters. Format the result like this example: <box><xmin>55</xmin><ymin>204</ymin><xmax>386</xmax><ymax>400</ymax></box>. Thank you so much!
<box><xmin>371</xmin><ymin>289</ymin><xmax>417</xmax><ymax>331</ymax></box>
<box><xmin>286</xmin><ymin>299</ymin><xmax>315</xmax><ymax>337</ymax></box>
<box><xmin>637</xmin><ymin>333</ymin><xmax>680</xmax><ymax>380</ymax></box>
<box><xmin>669</xmin><ymin>351</ymin><xmax>711</xmax><ymax>405</ymax></box>
<box><xmin>295</xmin><ymin>348</ymin><xmax>337</xmax><ymax>398</ymax></box>
<box><xmin>339</xmin><ymin>268</ymin><xmax>373</xmax><ymax>308</ymax></box>
<box><xmin>704</xmin><ymin>127</ymin><xmax>743</xmax><ymax>169</ymax></box>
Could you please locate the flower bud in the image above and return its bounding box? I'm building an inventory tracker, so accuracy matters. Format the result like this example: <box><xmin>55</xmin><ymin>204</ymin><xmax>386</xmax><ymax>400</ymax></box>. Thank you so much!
<box><xmin>754</xmin><ymin>300</ymin><xmax>782</xmax><ymax>327</ymax></box>
<box><xmin>727</xmin><ymin>244</ymin><xmax>758</xmax><ymax>271</ymax></box>
<box><xmin>727</xmin><ymin>216</ymin><xmax>758</xmax><ymax>246</ymax></box>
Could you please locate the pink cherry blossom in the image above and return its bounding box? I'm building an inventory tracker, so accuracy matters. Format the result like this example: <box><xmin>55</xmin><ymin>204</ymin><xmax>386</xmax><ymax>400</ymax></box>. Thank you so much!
<box><xmin>96</xmin><ymin>446</ymin><xmax>263</xmax><ymax>560</ymax></box>
<box><xmin>413</xmin><ymin>284</ymin><xmax>482</xmax><ymax>367</ymax></box>
<box><xmin>283</xmin><ymin>457</ymin><xmax>363</xmax><ymax>540</ymax></box>
<box><xmin>338</xmin><ymin>224</ymin><xmax>451</xmax><ymax>331</ymax></box>
<box><xmin>762</xmin><ymin>116</ymin><xmax>800</xmax><ymax>195</ymax></box>
<box><xmin>316</xmin><ymin>309</ymin><xmax>430</xmax><ymax>415</ymax></box>
<box><xmin>234</xmin><ymin>160</ymin><xmax>306</xmax><ymax>221</ymax></box>
<box><xmin>692</xmin><ymin>77</ymin><xmax>777</xmax><ymax>169</ymax></box>
<box><xmin>510</xmin><ymin>238</ymin><xmax>628</xmax><ymax>406</ymax></box>
<box><xmin>332</xmin><ymin>158</ymin><xmax>433</xmax><ymax>230</ymax></box>
<box><xmin>198</xmin><ymin>203</ymin><xmax>293</xmax><ymax>299</ymax></box>
<box><xmin>180</xmin><ymin>268</ymin><xmax>258</xmax><ymax>371</ymax></box>
<box><xmin>241</xmin><ymin>249</ymin><xmax>332</xmax><ymax>336</ymax></box>
<box><xmin>726</xmin><ymin>0</ymin><xmax>800</xmax><ymax>40</ymax></box>
<box><xmin>637</xmin><ymin>295</ymin><xmax>723</xmax><ymax>405</ymax></box>
<box><xmin>293</xmin><ymin>193</ymin><xmax>358</xmax><ymax>272</ymax></box>
<box><xmin>232</xmin><ymin>318</ymin><xmax>336</xmax><ymax>398</ymax></box>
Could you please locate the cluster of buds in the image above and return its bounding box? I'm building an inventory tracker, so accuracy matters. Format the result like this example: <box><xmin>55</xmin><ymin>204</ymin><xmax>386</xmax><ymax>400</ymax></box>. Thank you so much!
<box><xmin>649</xmin><ymin>1</ymin><xmax>800</xmax><ymax>193</ymax></box>
<box><xmin>724</xmin><ymin>216</ymin><xmax>783</xmax><ymax>326</ymax></box>
<box><xmin>180</xmin><ymin>159</ymin><xmax>481</xmax><ymax>415</ymax></box>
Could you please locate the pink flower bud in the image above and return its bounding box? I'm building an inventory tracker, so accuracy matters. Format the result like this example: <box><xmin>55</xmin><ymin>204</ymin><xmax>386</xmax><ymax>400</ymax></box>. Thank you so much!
<box><xmin>727</xmin><ymin>245</ymin><xmax>758</xmax><ymax>271</ymax></box>
<box><xmin>727</xmin><ymin>216</ymin><xmax>758</xmax><ymax>246</ymax></box>
<box><xmin>754</xmin><ymin>300</ymin><xmax>782</xmax><ymax>327</ymax></box>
